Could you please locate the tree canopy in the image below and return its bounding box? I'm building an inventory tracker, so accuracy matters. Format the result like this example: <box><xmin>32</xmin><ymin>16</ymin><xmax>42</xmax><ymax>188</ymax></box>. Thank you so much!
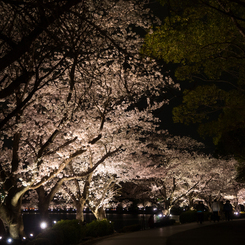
<box><xmin>0</xmin><ymin>0</ymin><xmax>243</xmax><ymax>240</ymax></box>
<box><xmin>142</xmin><ymin>0</ymin><xmax>245</xmax><ymax>160</ymax></box>
<box><xmin>0</xmin><ymin>0</ymin><xmax>173</xmax><ymax>238</ymax></box>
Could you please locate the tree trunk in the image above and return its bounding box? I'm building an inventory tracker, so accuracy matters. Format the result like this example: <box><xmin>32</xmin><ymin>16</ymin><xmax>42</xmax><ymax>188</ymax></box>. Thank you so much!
<box><xmin>0</xmin><ymin>218</ymin><xmax>6</xmax><ymax>236</ymax></box>
<box><xmin>1</xmin><ymin>200</ymin><xmax>25</xmax><ymax>239</ymax></box>
<box><xmin>1</xmin><ymin>132</ymin><xmax>26</xmax><ymax>239</ymax></box>
<box><xmin>93</xmin><ymin>206</ymin><xmax>106</xmax><ymax>220</ymax></box>
<box><xmin>75</xmin><ymin>200</ymin><xmax>85</xmax><ymax>222</ymax></box>
<box><xmin>36</xmin><ymin>179</ymin><xmax>68</xmax><ymax>222</ymax></box>
<box><xmin>11</xmin><ymin>199</ymin><xmax>25</xmax><ymax>239</ymax></box>
<box><xmin>37</xmin><ymin>187</ymin><xmax>50</xmax><ymax>221</ymax></box>
<box><xmin>38</xmin><ymin>200</ymin><xmax>50</xmax><ymax>221</ymax></box>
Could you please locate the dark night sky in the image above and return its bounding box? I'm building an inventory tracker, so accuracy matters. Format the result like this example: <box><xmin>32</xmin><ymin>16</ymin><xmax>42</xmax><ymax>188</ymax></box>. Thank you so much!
<box><xmin>157</xmin><ymin>96</ymin><xmax>215</xmax><ymax>154</ymax></box>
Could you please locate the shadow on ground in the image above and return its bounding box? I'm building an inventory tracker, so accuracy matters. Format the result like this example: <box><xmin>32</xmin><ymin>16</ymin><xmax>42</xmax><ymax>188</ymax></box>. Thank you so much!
<box><xmin>167</xmin><ymin>220</ymin><xmax>245</xmax><ymax>245</ymax></box>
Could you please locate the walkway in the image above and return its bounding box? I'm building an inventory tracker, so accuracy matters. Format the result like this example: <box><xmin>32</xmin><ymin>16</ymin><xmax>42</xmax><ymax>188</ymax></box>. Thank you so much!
<box><xmin>84</xmin><ymin>219</ymin><xmax>245</xmax><ymax>245</ymax></box>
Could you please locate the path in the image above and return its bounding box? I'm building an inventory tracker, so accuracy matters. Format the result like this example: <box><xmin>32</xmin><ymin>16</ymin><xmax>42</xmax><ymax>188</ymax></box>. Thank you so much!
<box><xmin>83</xmin><ymin>219</ymin><xmax>245</xmax><ymax>245</ymax></box>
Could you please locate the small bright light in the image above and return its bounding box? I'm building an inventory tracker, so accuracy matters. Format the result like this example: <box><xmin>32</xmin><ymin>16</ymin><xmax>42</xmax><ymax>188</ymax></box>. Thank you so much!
<box><xmin>234</xmin><ymin>212</ymin><xmax>239</xmax><ymax>215</ymax></box>
<box><xmin>53</xmin><ymin>220</ymin><xmax>57</xmax><ymax>224</ymax></box>
<box><xmin>158</xmin><ymin>214</ymin><xmax>163</xmax><ymax>218</ymax></box>
<box><xmin>22</xmin><ymin>237</ymin><xmax>26</xmax><ymax>240</ymax></box>
<box><xmin>30</xmin><ymin>233</ymin><xmax>34</xmax><ymax>237</ymax></box>
<box><xmin>7</xmin><ymin>238</ymin><xmax>12</xmax><ymax>244</ymax></box>
<box><xmin>40</xmin><ymin>221</ymin><xmax>48</xmax><ymax>229</ymax></box>
<box><xmin>0</xmin><ymin>236</ymin><xmax>2</xmax><ymax>239</ymax></box>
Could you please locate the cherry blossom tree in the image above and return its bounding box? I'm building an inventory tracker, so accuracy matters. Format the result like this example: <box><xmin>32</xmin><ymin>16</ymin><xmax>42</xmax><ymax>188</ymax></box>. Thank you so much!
<box><xmin>58</xmin><ymin>132</ymin><xmax>152</xmax><ymax>222</ymax></box>
<box><xmin>122</xmin><ymin>134</ymin><xmax>241</xmax><ymax>213</ymax></box>
<box><xmin>237</xmin><ymin>188</ymin><xmax>245</xmax><ymax>206</ymax></box>
<box><xmin>58</xmin><ymin>147</ymin><xmax>123</xmax><ymax>222</ymax></box>
<box><xmin>0</xmin><ymin>0</ymin><xmax>176</xmax><ymax>239</ymax></box>
<box><xmin>0</xmin><ymin>0</ymin><xmax>88</xmax><ymax>130</ymax></box>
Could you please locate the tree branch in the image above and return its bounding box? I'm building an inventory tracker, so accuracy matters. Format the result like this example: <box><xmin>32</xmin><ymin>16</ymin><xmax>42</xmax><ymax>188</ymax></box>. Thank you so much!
<box><xmin>0</xmin><ymin>0</ymin><xmax>84</xmax><ymax>71</ymax></box>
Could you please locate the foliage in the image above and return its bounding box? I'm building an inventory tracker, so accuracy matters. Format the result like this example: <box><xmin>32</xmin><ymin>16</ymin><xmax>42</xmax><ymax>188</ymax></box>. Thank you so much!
<box><xmin>35</xmin><ymin>229</ymin><xmax>64</xmax><ymax>245</ymax></box>
<box><xmin>0</xmin><ymin>0</ymin><xmax>173</xmax><ymax>238</ymax></box>
<box><xmin>29</xmin><ymin>219</ymin><xmax>114</xmax><ymax>245</ymax></box>
<box><xmin>172</xmin><ymin>85</ymin><xmax>245</xmax><ymax>146</ymax></box>
<box><xmin>52</xmin><ymin>219</ymin><xmax>83</xmax><ymax>244</ymax></box>
<box><xmin>143</xmin><ymin>0</ymin><xmax>245</xmax><ymax>82</ymax></box>
<box><xmin>236</xmin><ymin>162</ymin><xmax>245</xmax><ymax>183</ymax></box>
<box><xmin>85</xmin><ymin>219</ymin><xmax>114</xmax><ymax>237</ymax></box>
<box><xmin>142</xmin><ymin>0</ymin><xmax>245</xmax><ymax>160</ymax></box>
<box><xmin>27</xmin><ymin>238</ymin><xmax>51</xmax><ymax>245</ymax></box>
<box><xmin>121</xmin><ymin>134</ymin><xmax>240</xmax><ymax>212</ymax></box>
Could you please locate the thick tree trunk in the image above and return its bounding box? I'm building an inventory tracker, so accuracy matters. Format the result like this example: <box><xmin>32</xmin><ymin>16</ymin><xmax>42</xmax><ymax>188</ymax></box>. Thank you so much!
<box><xmin>93</xmin><ymin>206</ymin><xmax>106</xmax><ymax>220</ymax></box>
<box><xmin>0</xmin><ymin>201</ymin><xmax>25</xmax><ymax>239</ymax></box>
<box><xmin>0</xmin><ymin>132</ymin><xmax>26</xmax><ymax>239</ymax></box>
<box><xmin>38</xmin><ymin>200</ymin><xmax>50</xmax><ymax>221</ymax></box>
<box><xmin>10</xmin><ymin>200</ymin><xmax>25</xmax><ymax>239</ymax></box>
<box><xmin>37</xmin><ymin>187</ymin><xmax>50</xmax><ymax>221</ymax></box>
<box><xmin>75</xmin><ymin>200</ymin><xmax>85</xmax><ymax>222</ymax></box>
<box><xmin>36</xmin><ymin>179</ymin><xmax>68</xmax><ymax>222</ymax></box>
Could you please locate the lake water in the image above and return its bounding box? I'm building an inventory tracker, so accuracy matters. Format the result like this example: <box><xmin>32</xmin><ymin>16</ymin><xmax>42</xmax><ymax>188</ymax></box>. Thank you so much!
<box><xmin>22</xmin><ymin>213</ymin><xmax>152</xmax><ymax>237</ymax></box>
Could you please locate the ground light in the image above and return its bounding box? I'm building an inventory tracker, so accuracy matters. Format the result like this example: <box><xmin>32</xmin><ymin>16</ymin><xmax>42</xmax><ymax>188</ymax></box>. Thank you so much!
<box><xmin>40</xmin><ymin>221</ymin><xmax>48</xmax><ymax>229</ymax></box>
<box><xmin>6</xmin><ymin>238</ymin><xmax>13</xmax><ymax>244</ymax></box>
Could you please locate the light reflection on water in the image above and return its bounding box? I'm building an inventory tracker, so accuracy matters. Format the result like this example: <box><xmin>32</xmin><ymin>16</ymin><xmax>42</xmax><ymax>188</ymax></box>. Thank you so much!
<box><xmin>23</xmin><ymin>213</ymin><xmax>151</xmax><ymax>235</ymax></box>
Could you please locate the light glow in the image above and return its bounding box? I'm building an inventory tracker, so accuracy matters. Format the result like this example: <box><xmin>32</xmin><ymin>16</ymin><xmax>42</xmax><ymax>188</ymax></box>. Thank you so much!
<box><xmin>7</xmin><ymin>238</ymin><xmax>13</xmax><ymax>244</ymax></box>
<box><xmin>40</xmin><ymin>221</ymin><xmax>48</xmax><ymax>229</ymax></box>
